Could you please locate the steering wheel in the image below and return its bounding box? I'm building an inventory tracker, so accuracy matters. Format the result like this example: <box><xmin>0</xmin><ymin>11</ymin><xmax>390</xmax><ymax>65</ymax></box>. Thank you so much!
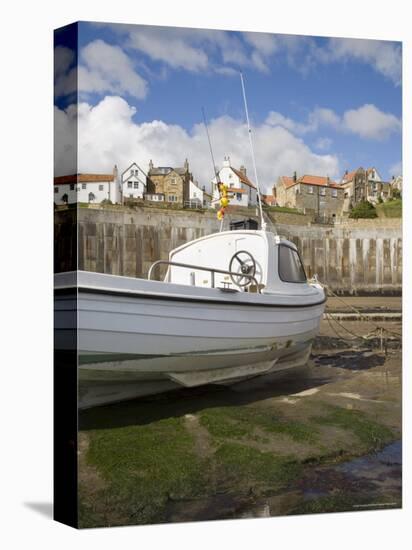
<box><xmin>229</xmin><ymin>251</ymin><xmax>256</xmax><ymax>288</ymax></box>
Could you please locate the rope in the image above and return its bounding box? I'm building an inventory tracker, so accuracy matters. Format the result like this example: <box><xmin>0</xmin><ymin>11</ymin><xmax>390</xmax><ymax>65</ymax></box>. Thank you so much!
<box><xmin>309</xmin><ymin>276</ymin><xmax>402</xmax><ymax>345</ymax></box>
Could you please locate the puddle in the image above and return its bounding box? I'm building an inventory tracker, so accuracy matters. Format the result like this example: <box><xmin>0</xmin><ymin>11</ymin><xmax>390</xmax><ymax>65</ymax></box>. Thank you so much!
<box><xmin>313</xmin><ymin>350</ymin><xmax>386</xmax><ymax>371</ymax></box>
<box><xmin>163</xmin><ymin>440</ymin><xmax>402</xmax><ymax>521</ymax></box>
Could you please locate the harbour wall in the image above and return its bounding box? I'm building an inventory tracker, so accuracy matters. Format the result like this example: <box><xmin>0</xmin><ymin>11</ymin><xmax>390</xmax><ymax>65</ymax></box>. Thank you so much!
<box><xmin>54</xmin><ymin>206</ymin><xmax>402</xmax><ymax>294</ymax></box>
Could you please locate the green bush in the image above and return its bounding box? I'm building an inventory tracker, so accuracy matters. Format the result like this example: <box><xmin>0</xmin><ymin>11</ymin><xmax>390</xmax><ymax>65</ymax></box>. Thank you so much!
<box><xmin>349</xmin><ymin>200</ymin><xmax>378</xmax><ymax>219</ymax></box>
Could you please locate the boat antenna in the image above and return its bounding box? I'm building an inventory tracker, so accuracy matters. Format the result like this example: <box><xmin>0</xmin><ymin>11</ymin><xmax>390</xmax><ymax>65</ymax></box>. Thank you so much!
<box><xmin>202</xmin><ymin>107</ymin><xmax>224</xmax><ymax>231</ymax></box>
<box><xmin>202</xmin><ymin>106</ymin><xmax>220</xmax><ymax>186</ymax></box>
<box><xmin>239</xmin><ymin>72</ymin><xmax>266</xmax><ymax>231</ymax></box>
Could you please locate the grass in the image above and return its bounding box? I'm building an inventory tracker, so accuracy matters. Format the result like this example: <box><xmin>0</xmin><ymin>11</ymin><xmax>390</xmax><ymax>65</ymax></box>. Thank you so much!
<box><xmin>311</xmin><ymin>405</ymin><xmax>395</xmax><ymax>452</ymax></box>
<box><xmin>79</xmin><ymin>416</ymin><xmax>210</xmax><ymax>527</ymax></box>
<box><xmin>214</xmin><ymin>442</ymin><xmax>302</xmax><ymax>490</ymax></box>
<box><xmin>264</xmin><ymin>206</ymin><xmax>306</xmax><ymax>215</ymax></box>
<box><xmin>79</xmin><ymin>400</ymin><xmax>397</xmax><ymax>527</ymax></box>
<box><xmin>199</xmin><ymin>405</ymin><xmax>319</xmax><ymax>444</ymax></box>
<box><xmin>376</xmin><ymin>198</ymin><xmax>402</xmax><ymax>218</ymax></box>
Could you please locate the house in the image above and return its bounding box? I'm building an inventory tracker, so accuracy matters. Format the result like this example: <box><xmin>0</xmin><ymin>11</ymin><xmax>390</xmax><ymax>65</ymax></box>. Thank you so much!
<box><xmin>276</xmin><ymin>173</ymin><xmax>344</xmax><ymax>219</ymax></box>
<box><xmin>186</xmin><ymin>180</ymin><xmax>205</xmax><ymax>208</ymax></box>
<box><xmin>212</xmin><ymin>157</ymin><xmax>257</xmax><ymax>208</ymax></box>
<box><xmin>121</xmin><ymin>162</ymin><xmax>147</xmax><ymax>202</ymax></box>
<box><xmin>391</xmin><ymin>175</ymin><xmax>402</xmax><ymax>195</ymax></box>
<box><xmin>203</xmin><ymin>190</ymin><xmax>212</xmax><ymax>208</ymax></box>
<box><xmin>146</xmin><ymin>159</ymin><xmax>192</xmax><ymax>206</ymax></box>
<box><xmin>261</xmin><ymin>185</ymin><xmax>277</xmax><ymax>206</ymax></box>
<box><xmin>340</xmin><ymin>167</ymin><xmax>392</xmax><ymax>210</ymax></box>
<box><xmin>53</xmin><ymin>166</ymin><xmax>121</xmax><ymax>205</ymax></box>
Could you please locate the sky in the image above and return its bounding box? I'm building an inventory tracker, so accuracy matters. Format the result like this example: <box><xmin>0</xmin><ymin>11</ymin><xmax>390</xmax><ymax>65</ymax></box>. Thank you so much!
<box><xmin>54</xmin><ymin>22</ymin><xmax>402</xmax><ymax>193</ymax></box>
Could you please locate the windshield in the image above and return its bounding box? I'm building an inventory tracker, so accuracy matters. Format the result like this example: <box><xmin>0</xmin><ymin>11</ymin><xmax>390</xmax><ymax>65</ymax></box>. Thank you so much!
<box><xmin>278</xmin><ymin>244</ymin><xmax>307</xmax><ymax>283</ymax></box>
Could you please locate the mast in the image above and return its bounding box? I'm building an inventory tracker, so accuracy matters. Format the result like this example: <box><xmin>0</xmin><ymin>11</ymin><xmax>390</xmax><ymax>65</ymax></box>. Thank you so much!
<box><xmin>202</xmin><ymin>107</ymin><xmax>226</xmax><ymax>231</ymax></box>
<box><xmin>239</xmin><ymin>72</ymin><xmax>266</xmax><ymax>231</ymax></box>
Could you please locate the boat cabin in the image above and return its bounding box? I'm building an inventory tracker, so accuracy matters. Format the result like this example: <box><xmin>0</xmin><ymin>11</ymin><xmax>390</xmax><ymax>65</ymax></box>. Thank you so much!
<box><xmin>165</xmin><ymin>230</ymin><xmax>308</xmax><ymax>294</ymax></box>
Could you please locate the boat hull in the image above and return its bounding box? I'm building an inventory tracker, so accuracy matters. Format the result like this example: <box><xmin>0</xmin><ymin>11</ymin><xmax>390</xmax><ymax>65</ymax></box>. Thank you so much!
<box><xmin>55</xmin><ymin>271</ymin><xmax>325</xmax><ymax>408</ymax></box>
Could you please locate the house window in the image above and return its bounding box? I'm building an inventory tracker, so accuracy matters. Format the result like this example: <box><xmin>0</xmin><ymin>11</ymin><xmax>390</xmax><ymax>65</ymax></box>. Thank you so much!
<box><xmin>308</xmin><ymin>186</ymin><xmax>313</xmax><ymax>194</ymax></box>
<box><xmin>54</xmin><ymin>187</ymin><xmax>59</xmax><ymax>193</ymax></box>
<box><xmin>82</xmin><ymin>183</ymin><xmax>86</xmax><ymax>189</ymax></box>
<box><xmin>129</xmin><ymin>194</ymin><xmax>133</xmax><ymax>198</ymax></box>
<box><xmin>99</xmin><ymin>185</ymin><xmax>104</xmax><ymax>191</ymax></box>
<box><xmin>170</xmin><ymin>178</ymin><xmax>176</xmax><ymax>184</ymax></box>
<box><xmin>229</xmin><ymin>173</ymin><xmax>233</xmax><ymax>179</ymax></box>
<box><xmin>128</xmin><ymin>181</ymin><xmax>133</xmax><ymax>188</ymax></box>
<box><xmin>236</xmin><ymin>193</ymin><xmax>242</xmax><ymax>201</ymax></box>
<box><xmin>320</xmin><ymin>188</ymin><xmax>326</xmax><ymax>196</ymax></box>
<box><xmin>168</xmin><ymin>195</ymin><xmax>178</xmax><ymax>202</ymax></box>
<box><xmin>70</xmin><ymin>184</ymin><xmax>75</xmax><ymax>191</ymax></box>
<box><xmin>134</xmin><ymin>182</ymin><xmax>139</xmax><ymax>189</ymax></box>
<box><xmin>332</xmin><ymin>189</ymin><xmax>337</xmax><ymax>198</ymax></box>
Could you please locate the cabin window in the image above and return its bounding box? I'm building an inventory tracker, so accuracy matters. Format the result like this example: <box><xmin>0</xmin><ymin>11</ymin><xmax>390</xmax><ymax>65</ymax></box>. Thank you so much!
<box><xmin>54</xmin><ymin>187</ymin><xmax>59</xmax><ymax>193</ymax></box>
<box><xmin>82</xmin><ymin>183</ymin><xmax>86</xmax><ymax>189</ymax></box>
<box><xmin>236</xmin><ymin>193</ymin><xmax>242</xmax><ymax>200</ymax></box>
<box><xmin>332</xmin><ymin>189</ymin><xmax>337</xmax><ymax>198</ymax></box>
<box><xmin>128</xmin><ymin>181</ymin><xmax>133</xmax><ymax>188</ymax></box>
<box><xmin>70</xmin><ymin>184</ymin><xmax>75</xmax><ymax>191</ymax></box>
<box><xmin>278</xmin><ymin>244</ymin><xmax>306</xmax><ymax>283</ymax></box>
<box><xmin>134</xmin><ymin>182</ymin><xmax>139</xmax><ymax>189</ymax></box>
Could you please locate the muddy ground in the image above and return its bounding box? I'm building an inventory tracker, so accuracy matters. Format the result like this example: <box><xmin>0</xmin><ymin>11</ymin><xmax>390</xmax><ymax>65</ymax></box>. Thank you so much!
<box><xmin>78</xmin><ymin>313</ymin><xmax>402</xmax><ymax>528</ymax></box>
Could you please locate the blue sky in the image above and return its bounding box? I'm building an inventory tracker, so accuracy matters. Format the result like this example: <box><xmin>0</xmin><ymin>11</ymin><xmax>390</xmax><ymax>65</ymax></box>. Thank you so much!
<box><xmin>54</xmin><ymin>22</ymin><xmax>402</xmax><ymax>190</ymax></box>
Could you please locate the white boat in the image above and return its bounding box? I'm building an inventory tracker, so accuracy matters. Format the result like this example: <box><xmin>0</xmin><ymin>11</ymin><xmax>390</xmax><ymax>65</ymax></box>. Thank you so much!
<box><xmin>54</xmin><ymin>228</ymin><xmax>326</xmax><ymax>408</ymax></box>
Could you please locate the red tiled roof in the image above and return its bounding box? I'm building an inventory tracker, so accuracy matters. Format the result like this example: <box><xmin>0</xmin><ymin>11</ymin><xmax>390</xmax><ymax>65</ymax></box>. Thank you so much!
<box><xmin>228</xmin><ymin>187</ymin><xmax>247</xmax><ymax>194</ymax></box>
<box><xmin>230</xmin><ymin>167</ymin><xmax>256</xmax><ymax>189</ymax></box>
<box><xmin>54</xmin><ymin>173</ymin><xmax>114</xmax><ymax>185</ymax></box>
<box><xmin>262</xmin><ymin>195</ymin><xmax>277</xmax><ymax>205</ymax></box>
<box><xmin>280</xmin><ymin>174</ymin><xmax>340</xmax><ymax>189</ymax></box>
<box><xmin>279</xmin><ymin>176</ymin><xmax>295</xmax><ymax>189</ymax></box>
<box><xmin>341</xmin><ymin>169</ymin><xmax>358</xmax><ymax>183</ymax></box>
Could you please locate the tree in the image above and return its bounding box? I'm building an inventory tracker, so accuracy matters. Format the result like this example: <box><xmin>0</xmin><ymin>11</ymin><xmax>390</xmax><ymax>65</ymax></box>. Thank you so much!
<box><xmin>349</xmin><ymin>200</ymin><xmax>377</xmax><ymax>219</ymax></box>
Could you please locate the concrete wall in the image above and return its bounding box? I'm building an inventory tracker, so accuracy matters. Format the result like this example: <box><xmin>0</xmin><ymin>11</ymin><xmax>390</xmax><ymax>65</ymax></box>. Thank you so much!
<box><xmin>54</xmin><ymin>206</ymin><xmax>402</xmax><ymax>294</ymax></box>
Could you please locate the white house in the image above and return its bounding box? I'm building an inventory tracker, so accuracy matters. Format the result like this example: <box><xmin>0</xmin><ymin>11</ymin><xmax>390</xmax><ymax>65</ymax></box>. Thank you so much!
<box><xmin>212</xmin><ymin>157</ymin><xmax>257</xmax><ymax>208</ymax></box>
<box><xmin>53</xmin><ymin>166</ymin><xmax>121</xmax><ymax>205</ymax></box>
<box><xmin>121</xmin><ymin>162</ymin><xmax>147</xmax><ymax>202</ymax></box>
<box><xmin>186</xmin><ymin>180</ymin><xmax>206</xmax><ymax>208</ymax></box>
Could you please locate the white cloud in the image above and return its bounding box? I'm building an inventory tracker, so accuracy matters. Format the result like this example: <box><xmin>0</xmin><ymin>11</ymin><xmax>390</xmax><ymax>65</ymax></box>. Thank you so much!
<box><xmin>127</xmin><ymin>27</ymin><xmax>209</xmax><ymax>72</ymax></box>
<box><xmin>54</xmin><ymin>46</ymin><xmax>76</xmax><ymax>97</ymax></box>
<box><xmin>342</xmin><ymin>104</ymin><xmax>401</xmax><ymax>140</ymax></box>
<box><xmin>326</xmin><ymin>38</ymin><xmax>402</xmax><ymax>86</ymax></box>
<box><xmin>266</xmin><ymin>107</ymin><xmax>339</xmax><ymax>134</ymax></box>
<box><xmin>315</xmin><ymin>137</ymin><xmax>332</xmax><ymax>151</ymax></box>
<box><xmin>78</xmin><ymin>40</ymin><xmax>148</xmax><ymax>99</ymax></box>
<box><xmin>266</xmin><ymin>104</ymin><xmax>400</xmax><ymax>141</ymax></box>
<box><xmin>54</xmin><ymin>95</ymin><xmax>340</xmax><ymax>191</ymax></box>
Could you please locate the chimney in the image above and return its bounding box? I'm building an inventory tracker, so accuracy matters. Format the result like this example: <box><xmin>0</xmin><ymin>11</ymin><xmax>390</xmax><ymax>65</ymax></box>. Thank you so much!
<box><xmin>239</xmin><ymin>165</ymin><xmax>247</xmax><ymax>176</ymax></box>
<box><xmin>223</xmin><ymin>156</ymin><xmax>230</xmax><ymax>167</ymax></box>
<box><xmin>184</xmin><ymin>158</ymin><xmax>189</xmax><ymax>171</ymax></box>
<box><xmin>149</xmin><ymin>159</ymin><xmax>154</xmax><ymax>171</ymax></box>
<box><xmin>326</xmin><ymin>175</ymin><xmax>330</xmax><ymax>185</ymax></box>
<box><xmin>293</xmin><ymin>171</ymin><xmax>297</xmax><ymax>183</ymax></box>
